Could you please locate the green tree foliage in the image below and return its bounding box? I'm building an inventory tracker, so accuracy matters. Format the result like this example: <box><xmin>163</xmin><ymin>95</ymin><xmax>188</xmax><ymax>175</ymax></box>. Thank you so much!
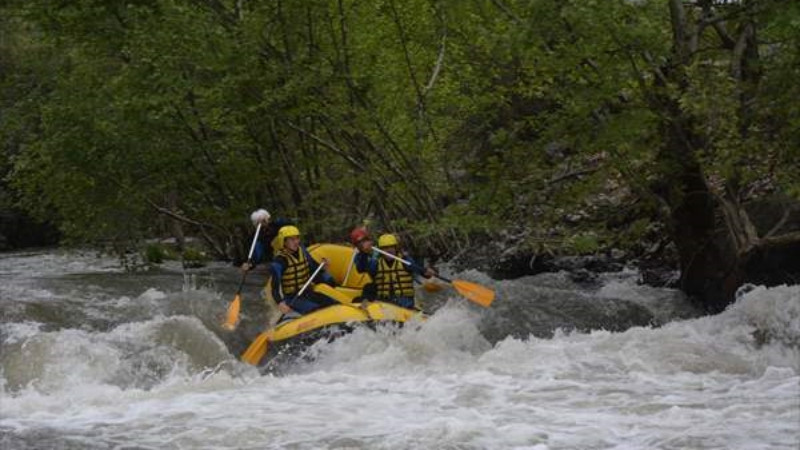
<box><xmin>1</xmin><ymin>0</ymin><xmax>798</xmax><ymax>274</ymax></box>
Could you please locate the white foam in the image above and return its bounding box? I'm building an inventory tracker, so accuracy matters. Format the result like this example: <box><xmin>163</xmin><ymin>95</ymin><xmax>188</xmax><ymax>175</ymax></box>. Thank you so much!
<box><xmin>1</xmin><ymin>251</ymin><xmax>798</xmax><ymax>449</ymax></box>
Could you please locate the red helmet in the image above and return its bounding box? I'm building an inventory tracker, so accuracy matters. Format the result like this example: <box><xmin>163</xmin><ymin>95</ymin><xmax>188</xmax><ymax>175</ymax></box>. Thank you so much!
<box><xmin>350</xmin><ymin>227</ymin><xmax>369</xmax><ymax>245</ymax></box>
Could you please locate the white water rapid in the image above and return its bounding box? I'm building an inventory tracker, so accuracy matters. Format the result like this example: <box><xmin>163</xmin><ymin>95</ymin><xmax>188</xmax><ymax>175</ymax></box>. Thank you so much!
<box><xmin>0</xmin><ymin>250</ymin><xmax>797</xmax><ymax>449</ymax></box>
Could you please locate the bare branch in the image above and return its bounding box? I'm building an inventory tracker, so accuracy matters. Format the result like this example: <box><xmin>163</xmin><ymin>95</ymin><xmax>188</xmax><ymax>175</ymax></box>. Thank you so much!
<box><xmin>235</xmin><ymin>0</ymin><xmax>245</xmax><ymax>21</ymax></box>
<box><xmin>423</xmin><ymin>32</ymin><xmax>446</xmax><ymax>96</ymax></box>
<box><xmin>669</xmin><ymin>0</ymin><xmax>689</xmax><ymax>63</ymax></box>
<box><xmin>730</xmin><ymin>21</ymin><xmax>754</xmax><ymax>80</ymax></box>
<box><xmin>388</xmin><ymin>0</ymin><xmax>423</xmax><ymax>103</ymax></box>
<box><xmin>191</xmin><ymin>0</ymin><xmax>238</xmax><ymax>29</ymax></box>
<box><xmin>145</xmin><ymin>199</ymin><xmax>228</xmax><ymax>257</ymax></box>
<box><xmin>711</xmin><ymin>20</ymin><xmax>737</xmax><ymax>49</ymax></box>
<box><xmin>765</xmin><ymin>204</ymin><xmax>799</xmax><ymax>239</ymax></box>
<box><xmin>759</xmin><ymin>231</ymin><xmax>800</xmax><ymax>249</ymax></box>
<box><xmin>546</xmin><ymin>167</ymin><xmax>600</xmax><ymax>186</ymax></box>
<box><xmin>147</xmin><ymin>201</ymin><xmax>206</xmax><ymax>227</ymax></box>
<box><xmin>490</xmin><ymin>0</ymin><xmax>521</xmax><ymax>25</ymax></box>
<box><xmin>285</xmin><ymin>120</ymin><xmax>366</xmax><ymax>171</ymax></box>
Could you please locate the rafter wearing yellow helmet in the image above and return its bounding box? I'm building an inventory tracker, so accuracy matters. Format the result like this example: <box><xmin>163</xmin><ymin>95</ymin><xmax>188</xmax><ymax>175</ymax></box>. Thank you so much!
<box><xmin>351</xmin><ymin>230</ymin><xmax>437</xmax><ymax>309</ymax></box>
<box><xmin>268</xmin><ymin>225</ymin><xmax>339</xmax><ymax>315</ymax></box>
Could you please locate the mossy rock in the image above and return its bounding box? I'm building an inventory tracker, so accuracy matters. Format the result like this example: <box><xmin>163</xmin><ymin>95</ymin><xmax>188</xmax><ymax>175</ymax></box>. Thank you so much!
<box><xmin>143</xmin><ymin>243</ymin><xmax>180</xmax><ymax>264</ymax></box>
<box><xmin>182</xmin><ymin>247</ymin><xmax>210</xmax><ymax>268</ymax></box>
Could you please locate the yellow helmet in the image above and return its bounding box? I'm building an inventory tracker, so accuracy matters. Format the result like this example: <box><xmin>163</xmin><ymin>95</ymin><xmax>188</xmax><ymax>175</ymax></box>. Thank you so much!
<box><xmin>280</xmin><ymin>225</ymin><xmax>300</xmax><ymax>238</ymax></box>
<box><xmin>378</xmin><ymin>233</ymin><xmax>398</xmax><ymax>248</ymax></box>
<box><xmin>271</xmin><ymin>225</ymin><xmax>301</xmax><ymax>251</ymax></box>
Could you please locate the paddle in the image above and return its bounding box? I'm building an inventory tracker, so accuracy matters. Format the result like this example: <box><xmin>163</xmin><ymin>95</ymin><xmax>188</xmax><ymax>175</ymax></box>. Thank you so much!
<box><xmin>222</xmin><ymin>223</ymin><xmax>262</xmax><ymax>331</ymax></box>
<box><xmin>422</xmin><ymin>280</ymin><xmax>444</xmax><ymax>292</ymax></box>
<box><xmin>241</xmin><ymin>260</ymin><xmax>327</xmax><ymax>365</ymax></box>
<box><xmin>371</xmin><ymin>247</ymin><xmax>495</xmax><ymax>307</ymax></box>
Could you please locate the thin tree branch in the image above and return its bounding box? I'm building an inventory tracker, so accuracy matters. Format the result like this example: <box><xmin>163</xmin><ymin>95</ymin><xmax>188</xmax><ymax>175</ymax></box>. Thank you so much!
<box><xmin>286</xmin><ymin>120</ymin><xmax>366</xmax><ymax>171</ymax></box>
<box><xmin>765</xmin><ymin>204</ymin><xmax>798</xmax><ymax>239</ymax></box>
<box><xmin>423</xmin><ymin>31</ymin><xmax>446</xmax><ymax>96</ymax></box>
<box><xmin>489</xmin><ymin>0</ymin><xmax>521</xmax><ymax>25</ymax></box>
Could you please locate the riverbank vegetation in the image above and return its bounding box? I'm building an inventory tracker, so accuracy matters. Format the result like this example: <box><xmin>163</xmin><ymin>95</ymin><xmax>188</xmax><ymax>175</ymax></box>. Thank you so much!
<box><xmin>2</xmin><ymin>0</ymin><xmax>799</xmax><ymax>310</ymax></box>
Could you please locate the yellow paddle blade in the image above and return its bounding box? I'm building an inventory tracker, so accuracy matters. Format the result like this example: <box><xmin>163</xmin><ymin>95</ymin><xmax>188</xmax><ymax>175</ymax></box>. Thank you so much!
<box><xmin>241</xmin><ymin>331</ymin><xmax>270</xmax><ymax>365</ymax></box>
<box><xmin>222</xmin><ymin>295</ymin><xmax>241</xmax><ymax>331</ymax></box>
<box><xmin>422</xmin><ymin>280</ymin><xmax>444</xmax><ymax>293</ymax></box>
<box><xmin>452</xmin><ymin>280</ymin><xmax>495</xmax><ymax>307</ymax></box>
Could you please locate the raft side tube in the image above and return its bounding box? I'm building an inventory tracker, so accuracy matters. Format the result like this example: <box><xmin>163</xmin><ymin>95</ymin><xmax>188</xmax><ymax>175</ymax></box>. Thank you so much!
<box><xmin>308</xmin><ymin>243</ymin><xmax>372</xmax><ymax>289</ymax></box>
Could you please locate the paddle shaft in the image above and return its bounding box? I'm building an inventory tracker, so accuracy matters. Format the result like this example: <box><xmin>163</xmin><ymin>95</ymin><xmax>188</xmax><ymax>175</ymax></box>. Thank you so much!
<box><xmin>247</xmin><ymin>223</ymin><xmax>263</xmax><ymax>261</ymax></box>
<box><xmin>342</xmin><ymin>247</ymin><xmax>358</xmax><ymax>286</ymax></box>
<box><xmin>223</xmin><ymin>223</ymin><xmax>264</xmax><ymax>330</ymax></box>
<box><xmin>295</xmin><ymin>259</ymin><xmax>326</xmax><ymax>298</ymax></box>
<box><xmin>236</xmin><ymin>223</ymin><xmax>261</xmax><ymax>295</ymax></box>
<box><xmin>235</xmin><ymin>223</ymin><xmax>263</xmax><ymax>293</ymax></box>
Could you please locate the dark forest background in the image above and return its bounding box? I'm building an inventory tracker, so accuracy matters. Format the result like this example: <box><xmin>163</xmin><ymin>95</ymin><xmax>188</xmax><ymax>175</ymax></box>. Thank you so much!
<box><xmin>2</xmin><ymin>0</ymin><xmax>799</xmax><ymax>310</ymax></box>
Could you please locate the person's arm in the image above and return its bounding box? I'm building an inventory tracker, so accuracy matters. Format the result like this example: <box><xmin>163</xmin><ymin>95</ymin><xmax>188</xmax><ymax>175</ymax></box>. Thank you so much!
<box><xmin>318</xmin><ymin>270</ymin><xmax>336</xmax><ymax>286</ymax></box>
<box><xmin>250</xmin><ymin>240</ymin><xmax>267</xmax><ymax>266</ymax></box>
<box><xmin>353</xmin><ymin>240</ymin><xmax>379</xmax><ymax>277</ymax></box>
<box><xmin>353</xmin><ymin>251</ymin><xmax>378</xmax><ymax>276</ymax></box>
<box><xmin>241</xmin><ymin>232</ymin><xmax>269</xmax><ymax>271</ymax></box>
<box><xmin>269</xmin><ymin>259</ymin><xmax>286</xmax><ymax>304</ymax></box>
<box><xmin>257</xmin><ymin>218</ymin><xmax>293</xmax><ymax>263</ymax></box>
<box><xmin>404</xmin><ymin>254</ymin><xmax>437</xmax><ymax>280</ymax></box>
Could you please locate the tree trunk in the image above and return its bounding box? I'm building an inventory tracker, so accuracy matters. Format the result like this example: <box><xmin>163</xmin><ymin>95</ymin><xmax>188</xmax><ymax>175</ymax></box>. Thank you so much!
<box><xmin>655</xmin><ymin>0</ymin><xmax>800</xmax><ymax>312</ymax></box>
<box><xmin>657</xmin><ymin>128</ymin><xmax>744</xmax><ymax>312</ymax></box>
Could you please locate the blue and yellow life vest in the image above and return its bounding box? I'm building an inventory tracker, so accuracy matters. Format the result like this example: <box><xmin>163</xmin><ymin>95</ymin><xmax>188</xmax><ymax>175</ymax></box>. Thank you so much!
<box><xmin>374</xmin><ymin>253</ymin><xmax>415</xmax><ymax>300</ymax></box>
<box><xmin>277</xmin><ymin>248</ymin><xmax>311</xmax><ymax>296</ymax></box>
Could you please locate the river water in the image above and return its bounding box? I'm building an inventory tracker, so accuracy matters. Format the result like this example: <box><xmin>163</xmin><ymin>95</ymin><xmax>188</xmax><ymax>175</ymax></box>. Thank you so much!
<box><xmin>0</xmin><ymin>249</ymin><xmax>797</xmax><ymax>449</ymax></box>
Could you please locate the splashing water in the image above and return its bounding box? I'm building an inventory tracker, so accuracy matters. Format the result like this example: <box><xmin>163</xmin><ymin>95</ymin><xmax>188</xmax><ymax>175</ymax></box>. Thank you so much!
<box><xmin>0</xmin><ymin>250</ymin><xmax>797</xmax><ymax>449</ymax></box>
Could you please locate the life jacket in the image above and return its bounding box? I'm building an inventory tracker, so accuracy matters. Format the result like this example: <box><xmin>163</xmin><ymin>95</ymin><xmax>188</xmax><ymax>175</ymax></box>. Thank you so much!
<box><xmin>374</xmin><ymin>252</ymin><xmax>415</xmax><ymax>300</ymax></box>
<box><xmin>277</xmin><ymin>248</ymin><xmax>311</xmax><ymax>297</ymax></box>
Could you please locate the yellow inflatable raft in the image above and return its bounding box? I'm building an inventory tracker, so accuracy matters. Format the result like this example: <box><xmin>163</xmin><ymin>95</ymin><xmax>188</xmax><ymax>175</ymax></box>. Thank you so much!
<box><xmin>259</xmin><ymin>243</ymin><xmax>425</xmax><ymax>350</ymax></box>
